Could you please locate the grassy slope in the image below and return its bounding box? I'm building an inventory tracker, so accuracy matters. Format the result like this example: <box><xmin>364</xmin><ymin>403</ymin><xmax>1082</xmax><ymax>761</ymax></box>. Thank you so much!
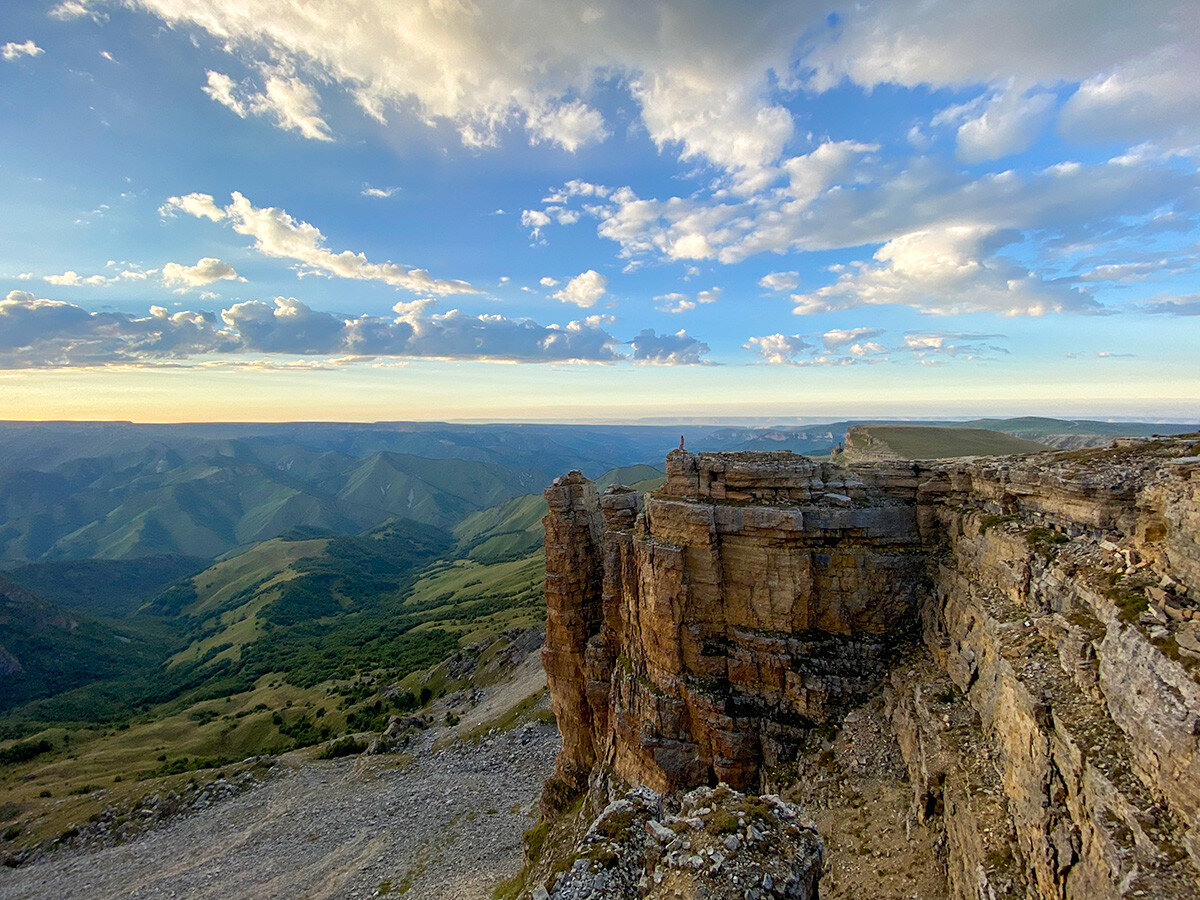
<box><xmin>0</xmin><ymin>548</ymin><xmax>547</xmax><ymax>851</ymax></box>
<box><xmin>453</xmin><ymin>495</ymin><xmax>547</xmax><ymax>563</ymax></box>
<box><xmin>961</xmin><ymin>416</ymin><xmax>1200</xmax><ymax>439</ymax></box>
<box><xmin>846</xmin><ymin>425</ymin><xmax>1048</xmax><ymax>459</ymax></box>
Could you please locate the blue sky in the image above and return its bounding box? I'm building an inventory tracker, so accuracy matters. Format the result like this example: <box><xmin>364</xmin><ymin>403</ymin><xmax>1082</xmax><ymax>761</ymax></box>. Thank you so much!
<box><xmin>1</xmin><ymin>0</ymin><xmax>1198</xmax><ymax>421</ymax></box>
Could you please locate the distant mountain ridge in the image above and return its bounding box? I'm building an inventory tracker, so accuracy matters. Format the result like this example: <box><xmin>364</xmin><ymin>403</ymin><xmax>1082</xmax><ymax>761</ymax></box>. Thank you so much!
<box><xmin>0</xmin><ymin>444</ymin><xmax>536</xmax><ymax>563</ymax></box>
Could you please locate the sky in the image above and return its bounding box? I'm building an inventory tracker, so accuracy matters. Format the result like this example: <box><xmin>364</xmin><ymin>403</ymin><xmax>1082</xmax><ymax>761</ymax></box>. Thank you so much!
<box><xmin>0</xmin><ymin>0</ymin><xmax>1198</xmax><ymax>422</ymax></box>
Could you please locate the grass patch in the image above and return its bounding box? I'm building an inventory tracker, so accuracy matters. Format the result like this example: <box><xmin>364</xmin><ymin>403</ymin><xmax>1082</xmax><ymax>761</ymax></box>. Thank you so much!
<box><xmin>316</xmin><ymin>737</ymin><xmax>367</xmax><ymax>759</ymax></box>
<box><xmin>1026</xmin><ymin>527</ymin><xmax>1069</xmax><ymax>559</ymax></box>
<box><xmin>979</xmin><ymin>514</ymin><xmax>1018</xmax><ymax>533</ymax></box>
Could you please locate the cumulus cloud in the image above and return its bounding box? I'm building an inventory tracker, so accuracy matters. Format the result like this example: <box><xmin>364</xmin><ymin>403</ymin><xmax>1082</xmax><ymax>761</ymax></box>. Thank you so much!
<box><xmin>575</xmin><ymin>152</ymin><xmax>1197</xmax><ymax>269</ymax></box>
<box><xmin>44</xmin><ymin>270</ymin><xmax>108</xmax><ymax>286</ymax></box>
<box><xmin>54</xmin><ymin>0</ymin><xmax>1200</xmax><ymax>166</ymax></box>
<box><xmin>521</xmin><ymin>209</ymin><xmax>552</xmax><ymax>238</ymax></box>
<box><xmin>203</xmin><ymin>68</ymin><xmax>332</xmax><ymax>141</ymax></box>
<box><xmin>0</xmin><ymin>291</ymin><xmax>728</xmax><ymax>367</ymax></box>
<box><xmin>743</xmin><ymin>333</ymin><xmax>813</xmax><ymax>364</ymax></box>
<box><xmin>0</xmin><ymin>290</ymin><xmax>236</xmax><ymax>367</ymax></box>
<box><xmin>655</xmin><ymin>286</ymin><xmax>720</xmax><ymax>313</ymax></box>
<box><xmin>539</xmin><ymin>276</ymin><xmax>559</xmax><ymax>287</ymax></box>
<box><xmin>933</xmin><ymin>85</ymin><xmax>1058</xmax><ymax>163</ymax></box>
<box><xmin>62</xmin><ymin>0</ymin><xmax>816</xmax><ymax>169</ymax></box>
<box><xmin>161</xmin><ymin>257</ymin><xmax>242</xmax><ymax>289</ymax></box>
<box><xmin>759</xmin><ymin>271</ymin><xmax>800</xmax><ymax>292</ymax></box>
<box><xmin>1060</xmin><ymin>45</ymin><xmax>1200</xmax><ymax>152</ymax></box>
<box><xmin>0</xmin><ymin>290</ymin><xmax>634</xmax><ymax>367</ymax></box>
<box><xmin>553</xmin><ymin>270</ymin><xmax>607</xmax><ymax>308</ymax></box>
<box><xmin>790</xmin><ymin>226</ymin><xmax>1100</xmax><ymax>316</ymax></box>
<box><xmin>654</xmin><ymin>293</ymin><xmax>694</xmax><ymax>314</ymax></box>
<box><xmin>524</xmin><ymin>99</ymin><xmax>609</xmax><ymax>152</ymax></box>
<box><xmin>2</xmin><ymin>40</ymin><xmax>44</xmax><ymax>61</ymax></box>
<box><xmin>744</xmin><ymin>328</ymin><xmax>1005</xmax><ymax>366</ymax></box>
<box><xmin>160</xmin><ymin>192</ymin><xmax>225</xmax><ymax>221</ymax></box>
<box><xmin>628</xmin><ymin>328</ymin><xmax>710</xmax><ymax>365</ymax></box>
<box><xmin>161</xmin><ymin>191</ymin><xmax>477</xmax><ymax>295</ymax></box>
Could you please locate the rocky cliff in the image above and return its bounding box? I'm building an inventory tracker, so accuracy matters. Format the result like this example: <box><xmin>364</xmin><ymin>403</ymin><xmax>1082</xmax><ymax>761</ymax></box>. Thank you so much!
<box><xmin>539</xmin><ymin>435</ymin><xmax>1200</xmax><ymax>899</ymax></box>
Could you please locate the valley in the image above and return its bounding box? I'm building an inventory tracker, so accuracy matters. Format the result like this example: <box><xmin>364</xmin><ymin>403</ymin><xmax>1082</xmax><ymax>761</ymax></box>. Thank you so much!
<box><xmin>1</xmin><ymin>418</ymin><xmax>1196</xmax><ymax>898</ymax></box>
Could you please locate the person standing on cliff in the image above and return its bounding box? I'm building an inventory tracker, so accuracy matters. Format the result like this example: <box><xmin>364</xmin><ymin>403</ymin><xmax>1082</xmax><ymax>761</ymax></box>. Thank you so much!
<box><xmin>679</xmin><ymin>435</ymin><xmax>685</xmax><ymax>451</ymax></box>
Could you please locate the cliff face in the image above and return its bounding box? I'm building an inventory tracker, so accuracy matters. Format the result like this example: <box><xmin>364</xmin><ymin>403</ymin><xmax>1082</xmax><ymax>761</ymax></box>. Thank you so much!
<box><xmin>542</xmin><ymin>437</ymin><xmax>1200</xmax><ymax>899</ymax></box>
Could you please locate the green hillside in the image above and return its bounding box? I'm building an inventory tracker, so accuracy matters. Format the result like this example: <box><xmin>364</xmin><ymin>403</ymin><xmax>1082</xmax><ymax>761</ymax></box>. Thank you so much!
<box><xmin>844</xmin><ymin>425</ymin><xmax>1048</xmax><ymax>459</ymax></box>
<box><xmin>594</xmin><ymin>464</ymin><xmax>666</xmax><ymax>492</ymax></box>
<box><xmin>453</xmin><ymin>494</ymin><xmax>547</xmax><ymax>563</ymax></box>
<box><xmin>0</xmin><ymin>577</ymin><xmax>172</xmax><ymax>712</ymax></box>
<box><xmin>2</xmin><ymin>555</ymin><xmax>207</xmax><ymax>618</ymax></box>
<box><xmin>0</xmin><ymin>445</ymin><xmax>534</xmax><ymax>563</ymax></box>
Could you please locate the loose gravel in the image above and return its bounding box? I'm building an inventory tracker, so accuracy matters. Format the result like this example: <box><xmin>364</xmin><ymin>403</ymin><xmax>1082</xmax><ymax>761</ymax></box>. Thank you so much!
<box><xmin>0</xmin><ymin>721</ymin><xmax>559</xmax><ymax>900</ymax></box>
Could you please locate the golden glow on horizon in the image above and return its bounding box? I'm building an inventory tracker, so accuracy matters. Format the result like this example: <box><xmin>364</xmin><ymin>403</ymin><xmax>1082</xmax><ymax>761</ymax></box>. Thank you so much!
<box><xmin>1</xmin><ymin>359</ymin><xmax>1197</xmax><ymax>423</ymax></box>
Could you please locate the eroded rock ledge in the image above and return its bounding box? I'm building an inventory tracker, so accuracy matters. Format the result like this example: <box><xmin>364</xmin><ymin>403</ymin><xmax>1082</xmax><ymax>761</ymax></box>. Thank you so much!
<box><xmin>540</xmin><ymin>437</ymin><xmax>1200</xmax><ymax>899</ymax></box>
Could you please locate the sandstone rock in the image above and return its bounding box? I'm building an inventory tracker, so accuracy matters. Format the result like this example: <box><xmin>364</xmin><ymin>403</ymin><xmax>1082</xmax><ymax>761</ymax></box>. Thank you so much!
<box><xmin>541</xmin><ymin>435</ymin><xmax>1200</xmax><ymax>899</ymax></box>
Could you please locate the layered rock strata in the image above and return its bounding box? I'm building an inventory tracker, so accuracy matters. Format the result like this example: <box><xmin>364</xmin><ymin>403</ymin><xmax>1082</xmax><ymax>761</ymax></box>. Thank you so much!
<box><xmin>542</xmin><ymin>437</ymin><xmax>1200</xmax><ymax>899</ymax></box>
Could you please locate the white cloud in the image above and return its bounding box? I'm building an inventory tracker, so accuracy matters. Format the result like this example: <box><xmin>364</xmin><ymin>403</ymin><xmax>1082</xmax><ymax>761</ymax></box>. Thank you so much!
<box><xmin>68</xmin><ymin>0</ymin><xmax>813</xmax><ymax>170</ymax></box>
<box><xmin>539</xmin><ymin>276</ymin><xmax>559</xmax><ymax>287</ymax></box>
<box><xmin>203</xmin><ymin>68</ymin><xmax>332</xmax><ymax>141</ymax></box>
<box><xmin>782</xmin><ymin>141</ymin><xmax>877</xmax><ymax>204</ymax></box>
<box><xmin>656</xmin><ymin>286</ymin><xmax>720</xmax><ymax>313</ymax></box>
<box><xmin>1061</xmin><ymin>45</ymin><xmax>1200</xmax><ymax>153</ymax></box>
<box><xmin>759</xmin><ymin>271</ymin><xmax>800</xmax><ymax>292</ymax></box>
<box><xmin>553</xmin><ymin>269</ymin><xmax>607</xmax><ymax>308</ymax></box>
<box><xmin>655</xmin><ymin>292</ymin><xmax>694</xmax><ymax>314</ymax></box>
<box><xmin>160</xmin><ymin>192</ymin><xmax>225</xmax><ymax>221</ymax></box>
<box><xmin>902</xmin><ymin>331</ymin><xmax>1008</xmax><ymax>360</ymax></box>
<box><xmin>163</xmin><ymin>191</ymin><xmax>478</xmax><ymax>295</ymax></box>
<box><xmin>791</xmin><ymin>226</ymin><xmax>1099</xmax><ymax>317</ymax></box>
<box><xmin>202</xmin><ymin>70</ymin><xmax>247</xmax><ymax>116</ymax></box>
<box><xmin>2</xmin><ymin>40</ymin><xmax>44</xmax><ymax>61</ymax></box>
<box><xmin>521</xmin><ymin>209</ymin><xmax>552</xmax><ymax>238</ymax></box>
<box><xmin>743</xmin><ymin>333</ymin><xmax>813</xmax><ymax>365</ymax></box>
<box><xmin>822</xmin><ymin>327</ymin><xmax>884</xmax><ymax>350</ymax></box>
<box><xmin>0</xmin><ymin>290</ymin><xmax>235</xmax><ymax>366</ymax></box>
<box><xmin>628</xmin><ymin>328</ymin><xmax>709</xmax><ymax>365</ymax></box>
<box><xmin>524</xmin><ymin>99</ymin><xmax>609</xmax><ymax>152</ymax></box>
<box><xmin>1141</xmin><ymin>294</ymin><xmax>1200</xmax><ymax>316</ymax></box>
<box><xmin>934</xmin><ymin>85</ymin><xmax>1057</xmax><ymax>163</ymax></box>
<box><xmin>44</xmin><ymin>270</ymin><xmax>108</xmax><ymax>286</ymax></box>
<box><xmin>161</xmin><ymin>257</ymin><xmax>241</xmax><ymax>289</ymax></box>
<box><xmin>52</xmin><ymin>0</ymin><xmax>1200</xmax><ymax>162</ymax></box>
<box><xmin>805</xmin><ymin>0</ymin><xmax>1200</xmax><ymax>156</ymax></box>
<box><xmin>0</xmin><ymin>291</ymin><xmax>631</xmax><ymax>366</ymax></box>
<box><xmin>253</xmin><ymin>71</ymin><xmax>332</xmax><ymax>141</ymax></box>
<box><xmin>575</xmin><ymin>153</ymin><xmax>1196</xmax><ymax>275</ymax></box>
<box><xmin>362</xmin><ymin>185</ymin><xmax>399</xmax><ymax>198</ymax></box>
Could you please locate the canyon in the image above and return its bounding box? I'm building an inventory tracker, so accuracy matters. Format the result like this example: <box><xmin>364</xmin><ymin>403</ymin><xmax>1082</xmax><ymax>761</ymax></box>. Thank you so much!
<box><xmin>537</xmin><ymin>435</ymin><xmax>1200</xmax><ymax>899</ymax></box>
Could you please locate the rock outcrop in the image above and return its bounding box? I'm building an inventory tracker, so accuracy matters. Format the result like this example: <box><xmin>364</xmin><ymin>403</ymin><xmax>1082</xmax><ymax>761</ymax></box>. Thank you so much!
<box><xmin>541</xmin><ymin>435</ymin><xmax>1200</xmax><ymax>899</ymax></box>
<box><xmin>542</xmin><ymin>784</ymin><xmax>821</xmax><ymax>900</ymax></box>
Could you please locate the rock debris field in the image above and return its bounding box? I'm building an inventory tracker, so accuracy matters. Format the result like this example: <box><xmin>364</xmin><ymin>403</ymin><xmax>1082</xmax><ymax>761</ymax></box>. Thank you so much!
<box><xmin>0</xmin><ymin>721</ymin><xmax>559</xmax><ymax>900</ymax></box>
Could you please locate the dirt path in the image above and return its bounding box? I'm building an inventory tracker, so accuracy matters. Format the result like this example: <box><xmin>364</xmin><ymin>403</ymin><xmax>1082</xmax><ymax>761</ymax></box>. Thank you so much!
<box><xmin>0</xmin><ymin>719</ymin><xmax>558</xmax><ymax>900</ymax></box>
